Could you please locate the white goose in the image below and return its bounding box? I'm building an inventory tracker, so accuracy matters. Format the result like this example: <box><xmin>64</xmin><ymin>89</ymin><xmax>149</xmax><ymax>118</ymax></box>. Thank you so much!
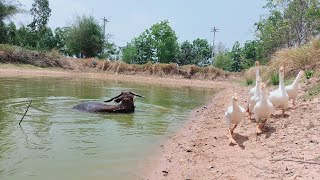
<box><xmin>248</xmin><ymin>77</ymin><xmax>261</xmax><ymax>120</ymax></box>
<box><xmin>249</xmin><ymin>61</ymin><xmax>260</xmax><ymax>100</ymax></box>
<box><xmin>269</xmin><ymin>66</ymin><xmax>289</xmax><ymax>116</ymax></box>
<box><xmin>285</xmin><ymin>70</ymin><xmax>304</xmax><ymax>106</ymax></box>
<box><xmin>224</xmin><ymin>93</ymin><xmax>246</xmax><ymax>143</ymax></box>
<box><xmin>253</xmin><ymin>83</ymin><xmax>274</xmax><ymax>133</ymax></box>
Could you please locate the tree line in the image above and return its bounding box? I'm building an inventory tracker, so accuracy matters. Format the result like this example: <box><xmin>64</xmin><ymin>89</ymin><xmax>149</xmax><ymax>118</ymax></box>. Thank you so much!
<box><xmin>1</xmin><ymin>0</ymin><xmax>320</xmax><ymax>71</ymax></box>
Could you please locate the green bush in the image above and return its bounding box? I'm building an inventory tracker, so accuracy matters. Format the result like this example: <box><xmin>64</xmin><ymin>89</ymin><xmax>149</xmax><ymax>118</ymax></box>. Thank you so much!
<box><xmin>245</xmin><ymin>77</ymin><xmax>254</xmax><ymax>86</ymax></box>
<box><xmin>270</xmin><ymin>72</ymin><xmax>279</xmax><ymax>85</ymax></box>
<box><xmin>305</xmin><ymin>70</ymin><xmax>314</xmax><ymax>79</ymax></box>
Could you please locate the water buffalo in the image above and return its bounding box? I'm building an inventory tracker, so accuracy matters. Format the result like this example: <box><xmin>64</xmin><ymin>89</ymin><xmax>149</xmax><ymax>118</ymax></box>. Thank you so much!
<box><xmin>73</xmin><ymin>91</ymin><xmax>144</xmax><ymax>113</ymax></box>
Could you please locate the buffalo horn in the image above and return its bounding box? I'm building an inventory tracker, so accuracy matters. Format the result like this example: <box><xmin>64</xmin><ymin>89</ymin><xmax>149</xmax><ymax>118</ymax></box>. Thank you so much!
<box><xmin>129</xmin><ymin>91</ymin><xmax>144</xmax><ymax>98</ymax></box>
<box><xmin>104</xmin><ymin>92</ymin><xmax>123</xmax><ymax>102</ymax></box>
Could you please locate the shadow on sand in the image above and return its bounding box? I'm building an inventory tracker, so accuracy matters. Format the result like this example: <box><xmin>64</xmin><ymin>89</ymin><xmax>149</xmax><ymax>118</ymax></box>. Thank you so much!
<box><xmin>229</xmin><ymin>133</ymin><xmax>249</xmax><ymax>150</ymax></box>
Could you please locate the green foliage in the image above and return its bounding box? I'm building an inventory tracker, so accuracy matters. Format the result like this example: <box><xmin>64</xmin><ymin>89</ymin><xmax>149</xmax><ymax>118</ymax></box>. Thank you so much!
<box><xmin>0</xmin><ymin>0</ymin><xmax>21</xmax><ymax>21</ymax></box>
<box><xmin>29</xmin><ymin>0</ymin><xmax>51</xmax><ymax>33</ymax></box>
<box><xmin>54</xmin><ymin>27</ymin><xmax>67</xmax><ymax>52</ymax></box>
<box><xmin>177</xmin><ymin>39</ymin><xmax>212</xmax><ymax>66</ymax></box>
<box><xmin>256</xmin><ymin>0</ymin><xmax>320</xmax><ymax>58</ymax></box>
<box><xmin>245</xmin><ymin>77</ymin><xmax>254</xmax><ymax>86</ymax></box>
<box><xmin>0</xmin><ymin>0</ymin><xmax>21</xmax><ymax>43</ymax></box>
<box><xmin>192</xmin><ymin>38</ymin><xmax>212</xmax><ymax>66</ymax></box>
<box><xmin>121</xmin><ymin>20</ymin><xmax>179</xmax><ymax>64</ymax></box>
<box><xmin>177</xmin><ymin>40</ymin><xmax>195</xmax><ymax>65</ymax></box>
<box><xmin>28</xmin><ymin>0</ymin><xmax>51</xmax><ymax>49</ymax></box>
<box><xmin>270</xmin><ymin>72</ymin><xmax>279</xmax><ymax>85</ymax></box>
<box><xmin>231</xmin><ymin>41</ymin><xmax>242</xmax><ymax>72</ymax></box>
<box><xmin>150</xmin><ymin>20</ymin><xmax>179</xmax><ymax>63</ymax></box>
<box><xmin>122</xmin><ymin>43</ymin><xmax>137</xmax><ymax>64</ymax></box>
<box><xmin>213</xmin><ymin>51</ymin><xmax>232</xmax><ymax>71</ymax></box>
<box><xmin>305</xmin><ymin>70</ymin><xmax>314</xmax><ymax>79</ymax></box>
<box><xmin>65</xmin><ymin>15</ymin><xmax>105</xmax><ymax>58</ymax></box>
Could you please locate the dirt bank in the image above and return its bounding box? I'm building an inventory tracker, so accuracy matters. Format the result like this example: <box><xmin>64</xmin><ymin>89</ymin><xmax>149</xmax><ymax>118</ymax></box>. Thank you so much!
<box><xmin>0</xmin><ymin>64</ymin><xmax>230</xmax><ymax>89</ymax></box>
<box><xmin>145</xmin><ymin>78</ymin><xmax>320</xmax><ymax>179</ymax></box>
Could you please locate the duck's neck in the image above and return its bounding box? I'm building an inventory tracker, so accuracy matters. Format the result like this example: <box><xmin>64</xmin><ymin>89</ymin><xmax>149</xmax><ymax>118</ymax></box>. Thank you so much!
<box><xmin>292</xmin><ymin>72</ymin><xmax>302</xmax><ymax>87</ymax></box>
<box><xmin>279</xmin><ymin>73</ymin><xmax>285</xmax><ymax>92</ymax></box>
<box><xmin>260</xmin><ymin>91</ymin><xmax>268</xmax><ymax>102</ymax></box>
<box><xmin>232</xmin><ymin>100</ymin><xmax>240</xmax><ymax>110</ymax></box>
<box><xmin>255</xmin><ymin>67</ymin><xmax>260</xmax><ymax>78</ymax></box>
<box><xmin>255</xmin><ymin>82</ymin><xmax>261</xmax><ymax>96</ymax></box>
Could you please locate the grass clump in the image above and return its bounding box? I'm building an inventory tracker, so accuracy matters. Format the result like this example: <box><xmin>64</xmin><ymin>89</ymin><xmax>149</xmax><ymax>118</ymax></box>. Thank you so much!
<box><xmin>301</xmin><ymin>83</ymin><xmax>320</xmax><ymax>101</ymax></box>
<box><xmin>245</xmin><ymin>77</ymin><xmax>254</xmax><ymax>86</ymax></box>
<box><xmin>270</xmin><ymin>72</ymin><xmax>279</xmax><ymax>85</ymax></box>
<box><xmin>305</xmin><ymin>70</ymin><xmax>314</xmax><ymax>80</ymax></box>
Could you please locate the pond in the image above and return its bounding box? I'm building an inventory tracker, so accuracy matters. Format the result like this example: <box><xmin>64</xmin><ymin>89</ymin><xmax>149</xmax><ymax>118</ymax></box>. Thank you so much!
<box><xmin>0</xmin><ymin>76</ymin><xmax>214</xmax><ymax>180</ymax></box>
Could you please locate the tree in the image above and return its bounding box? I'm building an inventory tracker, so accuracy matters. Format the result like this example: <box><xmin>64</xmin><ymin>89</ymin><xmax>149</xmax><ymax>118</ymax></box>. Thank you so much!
<box><xmin>150</xmin><ymin>20</ymin><xmax>179</xmax><ymax>63</ymax></box>
<box><xmin>121</xmin><ymin>20</ymin><xmax>179</xmax><ymax>64</ymax></box>
<box><xmin>27</xmin><ymin>0</ymin><xmax>51</xmax><ymax>49</ymax></box>
<box><xmin>255</xmin><ymin>0</ymin><xmax>320</xmax><ymax>59</ymax></box>
<box><xmin>28</xmin><ymin>0</ymin><xmax>51</xmax><ymax>34</ymax></box>
<box><xmin>132</xmin><ymin>30</ymin><xmax>155</xmax><ymax>64</ymax></box>
<box><xmin>192</xmin><ymin>38</ymin><xmax>212</xmax><ymax>66</ymax></box>
<box><xmin>177</xmin><ymin>40</ymin><xmax>195</xmax><ymax>65</ymax></box>
<box><xmin>122</xmin><ymin>43</ymin><xmax>137</xmax><ymax>64</ymax></box>
<box><xmin>65</xmin><ymin>15</ymin><xmax>105</xmax><ymax>58</ymax></box>
<box><xmin>54</xmin><ymin>27</ymin><xmax>67</xmax><ymax>52</ymax></box>
<box><xmin>213</xmin><ymin>51</ymin><xmax>232</xmax><ymax>71</ymax></box>
<box><xmin>0</xmin><ymin>0</ymin><xmax>21</xmax><ymax>43</ymax></box>
<box><xmin>230</xmin><ymin>41</ymin><xmax>242</xmax><ymax>72</ymax></box>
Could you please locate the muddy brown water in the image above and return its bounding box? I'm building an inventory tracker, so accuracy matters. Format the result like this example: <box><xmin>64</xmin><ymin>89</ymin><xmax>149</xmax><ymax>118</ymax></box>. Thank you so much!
<box><xmin>0</xmin><ymin>76</ymin><xmax>214</xmax><ymax>180</ymax></box>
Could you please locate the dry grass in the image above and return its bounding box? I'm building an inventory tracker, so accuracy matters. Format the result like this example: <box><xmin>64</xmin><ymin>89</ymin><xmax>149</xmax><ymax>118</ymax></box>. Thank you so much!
<box><xmin>263</xmin><ymin>38</ymin><xmax>320</xmax><ymax>80</ymax></box>
<box><xmin>0</xmin><ymin>44</ymin><xmax>228</xmax><ymax>80</ymax></box>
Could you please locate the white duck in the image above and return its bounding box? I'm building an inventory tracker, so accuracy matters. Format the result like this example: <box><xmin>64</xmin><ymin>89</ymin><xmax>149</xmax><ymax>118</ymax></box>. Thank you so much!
<box><xmin>248</xmin><ymin>77</ymin><xmax>261</xmax><ymax>120</ymax></box>
<box><xmin>249</xmin><ymin>61</ymin><xmax>260</xmax><ymax>99</ymax></box>
<box><xmin>285</xmin><ymin>70</ymin><xmax>304</xmax><ymax>106</ymax></box>
<box><xmin>224</xmin><ymin>93</ymin><xmax>246</xmax><ymax>143</ymax></box>
<box><xmin>269</xmin><ymin>66</ymin><xmax>289</xmax><ymax>116</ymax></box>
<box><xmin>253</xmin><ymin>83</ymin><xmax>274</xmax><ymax>133</ymax></box>
<box><xmin>248</xmin><ymin>61</ymin><xmax>260</xmax><ymax>111</ymax></box>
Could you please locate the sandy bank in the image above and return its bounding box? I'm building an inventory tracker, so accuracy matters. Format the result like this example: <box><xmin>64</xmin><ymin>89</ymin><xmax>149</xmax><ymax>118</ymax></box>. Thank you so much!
<box><xmin>145</xmin><ymin>79</ymin><xmax>320</xmax><ymax>180</ymax></box>
<box><xmin>0</xmin><ymin>65</ymin><xmax>229</xmax><ymax>89</ymax></box>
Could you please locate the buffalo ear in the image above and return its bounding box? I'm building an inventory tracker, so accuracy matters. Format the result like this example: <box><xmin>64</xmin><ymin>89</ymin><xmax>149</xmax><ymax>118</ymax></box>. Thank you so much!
<box><xmin>104</xmin><ymin>92</ymin><xmax>123</xmax><ymax>102</ymax></box>
<box><xmin>129</xmin><ymin>91</ymin><xmax>144</xmax><ymax>98</ymax></box>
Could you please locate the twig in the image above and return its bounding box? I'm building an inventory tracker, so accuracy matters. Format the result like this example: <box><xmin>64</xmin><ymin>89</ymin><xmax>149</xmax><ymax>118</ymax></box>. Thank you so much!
<box><xmin>290</xmin><ymin>164</ymin><xmax>305</xmax><ymax>180</ymax></box>
<box><xmin>19</xmin><ymin>100</ymin><xmax>32</xmax><ymax>125</ymax></box>
<box><xmin>281</xmin><ymin>119</ymin><xmax>287</xmax><ymax>128</ymax></box>
<box><xmin>270</xmin><ymin>158</ymin><xmax>320</xmax><ymax>165</ymax></box>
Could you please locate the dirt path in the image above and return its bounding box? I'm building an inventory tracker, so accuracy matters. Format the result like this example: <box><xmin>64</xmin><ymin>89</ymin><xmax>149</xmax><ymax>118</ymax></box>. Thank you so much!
<box><xmin>145</xmin><ymin>80</ymin><xmax>320</xmax><ymax>180</ymax></box>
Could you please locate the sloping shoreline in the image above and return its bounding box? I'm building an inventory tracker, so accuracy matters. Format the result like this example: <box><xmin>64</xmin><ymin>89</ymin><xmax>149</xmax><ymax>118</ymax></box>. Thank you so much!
<box><xmin>145</xmin><ymin>79</ymin><xmax>320</xmax><ymax>180</ymax></box>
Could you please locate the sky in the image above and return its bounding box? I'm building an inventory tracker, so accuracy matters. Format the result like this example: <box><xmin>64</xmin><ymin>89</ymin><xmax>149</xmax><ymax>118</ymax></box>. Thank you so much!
<box><xmin>12</xmin><ymin>0</ymin><xmax>268</xmax><ymax>49</ymax></box>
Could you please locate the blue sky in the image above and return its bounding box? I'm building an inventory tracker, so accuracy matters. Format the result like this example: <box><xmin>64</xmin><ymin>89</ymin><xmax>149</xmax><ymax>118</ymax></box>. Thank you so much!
<box><xmin>13</xmin><ymin>0</ymin><xmax>267</xmax><ymax>49</ymax></box>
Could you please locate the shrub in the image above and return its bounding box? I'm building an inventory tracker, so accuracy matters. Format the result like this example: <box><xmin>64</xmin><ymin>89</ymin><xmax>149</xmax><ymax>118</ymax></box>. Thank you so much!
<box><xmin>245</xmin><ymin>77</ymin><xmax>254</xmax><ymax>86</ymax></box>
<box><xmin>305</xmin><ymin>70</ymin><xmax>314</xmax><ymax>79</ymax></box>
<box><xmin>270</xmin><ymin>72</ymin><xmax>279</xmax><ymax>85</ymax></box>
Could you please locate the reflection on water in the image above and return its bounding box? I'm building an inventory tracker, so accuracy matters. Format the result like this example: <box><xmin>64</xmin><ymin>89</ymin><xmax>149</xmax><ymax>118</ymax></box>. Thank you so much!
<box><xmin>0</xmin><ymin>76</ymin><xmax>214</xmax><ymax>179</ymax></box>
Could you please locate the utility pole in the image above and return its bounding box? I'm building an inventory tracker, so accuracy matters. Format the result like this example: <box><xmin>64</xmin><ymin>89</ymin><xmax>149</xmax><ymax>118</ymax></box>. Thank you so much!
<box><xmin>210</xmin><ymin>27</ymin><xmax>219</xmax><ymax>64</ymax></box>
<box><xmin>102</xmin><ymin>17</ymin><xmax>109</xmax><ymax>39</ymax></box>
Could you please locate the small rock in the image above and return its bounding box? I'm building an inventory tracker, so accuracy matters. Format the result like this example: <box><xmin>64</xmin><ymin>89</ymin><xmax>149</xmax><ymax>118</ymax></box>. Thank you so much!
<box><xmin>162</xmin><ymin>170</ymin><xmax>168</xmax><ymax>176</ymax></box>
<box><xmin>186</xmin><ymin>149</ymin><xmax>192</xmax><ymax>152</ymax></box>
<box><xmin>214</xmin><ymin>137</ymin><xmax>217</xmax><ymax>140</ymax></box>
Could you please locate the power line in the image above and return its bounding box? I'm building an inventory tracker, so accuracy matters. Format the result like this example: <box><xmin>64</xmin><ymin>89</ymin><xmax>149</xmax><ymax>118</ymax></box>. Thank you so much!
<box><xmin>210</xmin><ymin>27</ymin><xmax>219</xmax><ymax>63</ymax></box>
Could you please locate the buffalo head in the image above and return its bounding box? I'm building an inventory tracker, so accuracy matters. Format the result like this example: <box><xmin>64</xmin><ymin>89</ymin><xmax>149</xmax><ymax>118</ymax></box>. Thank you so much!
<box><xmin>104</xmin><ymin>91</ymin><xmax>144</xmax><ymax>104</ymax></box>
